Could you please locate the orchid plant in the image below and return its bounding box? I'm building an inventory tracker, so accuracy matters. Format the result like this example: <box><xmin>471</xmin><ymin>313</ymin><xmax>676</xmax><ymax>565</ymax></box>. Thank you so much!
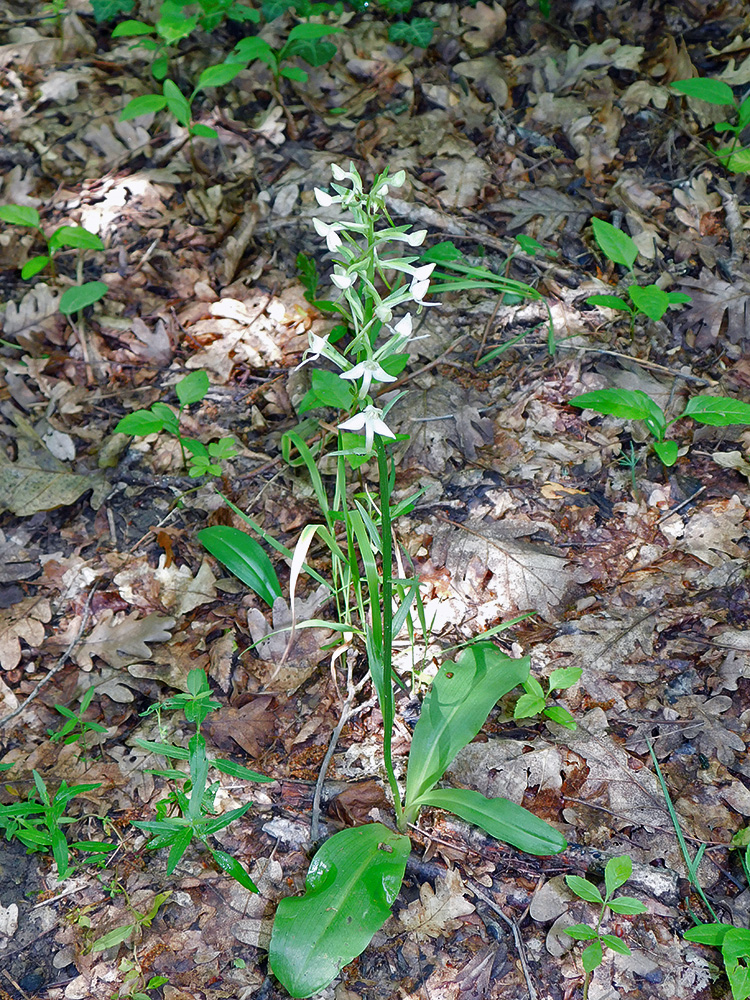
<box><xmin>247</xmin><ymin>165</ymin><xmax>565</xmax><ymax>997</ymax></box>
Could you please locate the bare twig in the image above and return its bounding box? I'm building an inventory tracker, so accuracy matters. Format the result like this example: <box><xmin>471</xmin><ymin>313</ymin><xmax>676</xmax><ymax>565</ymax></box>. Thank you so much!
<box><xmin>310</xmin><ymin>653</ymin><xmax>373</xmax><ymax>843</ymax></box>
<box><xmin>467</xmin><ymin>881</ymin><xmax>539</xmax><ymax>1000</ymax></box>
<box><xmin>0</xmin><ymin>585</ymin><xmax>97</xmax><ymax>729</ymax></box>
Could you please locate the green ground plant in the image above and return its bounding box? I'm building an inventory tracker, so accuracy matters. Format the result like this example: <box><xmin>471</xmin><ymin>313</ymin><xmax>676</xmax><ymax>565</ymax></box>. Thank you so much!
<box><xmin>569</xmin><ymin>386</ymin><xmax>750</xmax><ymax>468</ymax></box>
<box><xmin>671</xmin><ymin>77</ymin><xmax>750</xmax><ymax>174</ymax></box>
<box><xmin>0</xmin><ymin>204</ymin><xmax>108</xmax><ymax>314</ymax></box>
<box><xmin>513</xmin><ymin>665</ymin><xmax>581</xmax><ymax>730</ymax></box>
<box><xmin>199</xmin><ymin>163</ymin><xmax>566</xmax><ymax>997</ymax></box>
<box><xmin>563</xmin><ymin>854</ymin><xmax>647</xmax><ymax>1000</ymax></box>
<box><xmin>115</xmin><ymin>370</ymin><xmax>238</xmax><ymax>478</ymax></box>
<box><xmin>649</xmin><ymin>745</ymin><xmax>750</xmax><ymax>1000</ymax></box>
<box><xmin>132</xmin><ymin>667</ymin><xmax>271</xmax><ymax>890</ymax></box>
<box><xmin>48</xmin><ymin>685</ymin><xmax>108</xmax><ymax>749</ymax></box>
<box><xmin>585</xmin><ymin>217</ymin><xmax>691</xmax><ymax>332</ymax></box>
<box><xmin>0</xmin><ymin>770</ymin><xmax>116</xmax><ymax>879</ymax></box>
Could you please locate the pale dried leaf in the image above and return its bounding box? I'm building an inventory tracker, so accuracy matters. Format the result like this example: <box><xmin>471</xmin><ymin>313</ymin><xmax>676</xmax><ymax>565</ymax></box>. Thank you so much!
<box><xmin>75</xmin><ymin>611</ymin><xmax>176</xmax><ymax>670</ymax></box>
<box><xmin>675</xmin><ymin>268</ymin><xmax>750</xmax><ymax>347</ymax></box>
<box><xmin>398</xmin><ymin>868</ymin><xmax>475</xmax><ymax>941</ymax></box>
<box><xmin>497</xmin><ymin>188</ymin><xmax>589</xmax><ymax>238</ymax></box>
<box><xmin>0</xmin><ymin>597</ymin><xmax>51</xmax><ymax>670</ymax></box>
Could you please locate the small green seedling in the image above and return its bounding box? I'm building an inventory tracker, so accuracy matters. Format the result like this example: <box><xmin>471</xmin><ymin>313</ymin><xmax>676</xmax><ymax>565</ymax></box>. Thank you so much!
<box><xmin>91</xmin><ymin>890</ymin><xmax>172</xmax><ymax>954</ymax></box>
<box><xmin>132</xmin><ymin>668</ymin><xmax>272</xmax><ymax>891</ymax></box>
<box><xmin>115</xmin><ymin>370</ymin><xmax>238</xmax><ymax>478</ymax></box>
<box><xmin>347</xmin><ymin>0</ymin><xmax>436</xmax><ymax>46</ymax></box>
<box><xmin>569</xmin><ymin>387</ymin><xmax>750</xmax><ymax>468</ymax></box>
<box><xmin>119</xmin><ymin>63</ymin><xmax>247</xmax><ymax>140</ymax></box>
<box><xmin>0</xmin><ymin>771</ymin><xmax>116</xmax><ymax>879</ymax></box>
<box><xmin>586</xmin><ymin>218</ymin><xmax>691</xmax><ymax>330</ymax></box>
<box><xmin>513</xmin><ymin>666</ymin><xmax>581</xmax><ymax>730</ymax></box>
<box><xmin>672</xmin><ymin>77</ymin><xmax>750</xmax><ymax>174</ymax></box>
<box><xmin>564</xmin><ymin>855</ymin><xmax>647</xmax><ymax>1000</ymax></box>
<box><xmin>231</xmin><ymin>20</ymin><xmax>343</xmax><ymax>88</ymax></box>
<box><xmin>112</xmin><ymin>0</ymin><xmax>259</xmax><ymax>80</ymax></box>
<box><xmin>48</xmin><ymin>685</ymin><xmax>108</xmax><ymax>748</ymax></box>
<box><xmin>0</xmin><ymin>204</ymin><xmax>108</xmax><ymax>314</ymax></box>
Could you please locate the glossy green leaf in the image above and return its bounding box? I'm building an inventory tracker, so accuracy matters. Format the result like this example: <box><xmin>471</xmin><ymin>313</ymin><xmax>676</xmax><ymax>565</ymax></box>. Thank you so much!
<box><xmin>653</xmin><ymin>439</ymin><xmax>678</xmax><ymax>466</ymax></box>
<box><xmin>191</xmin><ymin>123</ymin><xmax>218</xmax><ymax>139</ymax></box>
<box><xmin>607</xmin><ymin>896</ymin><xmax>648</xmax><ymax>915</ymax></box>
<box><xmin>591</xmin><ymin>217</ymin><xmax>638</xmax><ymax>269</ymax></box>
<box><xmin>604</xmin><ymin>854</ymin><xmax>632</xmax><ymax>895</ymax></box>
<box><xmin>119</xmin><ymin>94</ymin><xmax>168</xmax><ymax>120</ymax></box>
<box><xmin>548</xmin><ymin>666</ymin><xmax>582</xmax><ymax>690</ymax></box>
<box><xmin>586</xmin><ymin>294</ymin><xmax>631</xmax><ymax>312</ymax></box>
<box><xmin>21</xmin><ymin>255</ymin><xmax>50</xmax><ymax>279</ymax></box>
<box><xmin>269</xmin><ymin>824</ymin><xmax>410</xmax><ymax>998</ymax></box>
<box><xmin>582</xmin><ymin>939</ymin><xmax>604</xmax><ymax>972</ymax></box>
<box><xmin>48</xmin><ymin>226</ymin><xmax>104</xmax><ymax>252</ymax></box>
<box><xmin>684</xmin><ymin>923</ymin><xmax>732</xmax><ymax>946</ymax></box>
<box><xmin>543</xmin><ymin>705</ymin><xmax>576</xmax><ymax>729</ymax></box>
<box><xmin>194</xmin><ymin>62</ymin><xmax>245</xmax><ymax>94</ymax></box>
<box><xmin>176</xmin><ymin>369</ymin><xmax>209</xmax><ymax>407</ymax></box>
<box><xmin>115</xmin><ymin>409</ymin><xmax>167</xmax><ymax>435</ymax></box>
<box><xmin>0</xmin><ymin>204</ymin><xmax>41</xmax><ymax>228</ymax></box>
<box><xmin>514</xmin><ymin>692</ymin><xmax>545</xmax><ymax>719</ymax></box>
<box><xmin>287</xmin><ymin>22</ymin><xmax>343</xmax><ymax>41</ymax></box>
<box><xmin>163</xmin><ymin>79</ymin><xmax>191</xmax><ymax>127</ymax></box>
<box><xmin>569</xmin><ymin>388</ymin><xmax>655</xmax><ymax>422</ymax></box>
<box><xmin>406</xmin><ymin>643</ymin><xmax>529</xmax><ymax>808</ymax></box>
<box><xmin>629</xmin><ymin>283</ymin><xmax>669</xmax><ymax>321</ymax></box>
<box><xmin>197</xmin><ymin>526</ymin><xmax>281</xmax><ymax>607</ymax></box>
<box><xmin>281</xmin><ymin>65</ymin><xmax>308</xmax><ymax>82</ymax></box>
<box><xmin>91</xmin><ymin>922</ymin><xmax>136</xmax><ymax>951</ymax></box>
<box><xmin>566</xmin><ymin>874</ymin><xmax>604</xmax><ymax>904</ymax></box>
<box><xmin>233</xmin><ymin>35</ymin><xmax>276</xmax><ymax>67</ymax></box>
<box><xmin>419</xmin><ymin>787</ymin><xmax>566</xmax><ymax>855</ymax></box>
<box><xmin>210</xmin><ymin>849</ymin><xmax>258</xmax><ymax>892</ymax></box>
<box><xmin>59</xmin><ymin>281</ymin><xmax>107</xmax><ymax>314</ymax></box>
<box><xmin>388</xmin><ymin>17</ymin><xmax>435</xmax><ymax>47</ymax></box>
<box><xmin>671</xmin><ymin>78</ymin><xmax>736</xmax><ymax>106</ymax></box>
<box><xmin>112</xmin><ymin>18</ymin><xmax>152</xmax><ymax>36</ymax></box>
<box><xmin>601</xmin><ymin>933</ymin><xmax>631</xmax><ymax>955</ymax></box>
<box><xmin>564</xmin><ymin>923</ymin><xmax>598</xmax><ymax>940</ymax></box>
<box><xmin>682</xmin><ymin>395</ymin><xmax>750</xmax><ymax>426</ymax></box>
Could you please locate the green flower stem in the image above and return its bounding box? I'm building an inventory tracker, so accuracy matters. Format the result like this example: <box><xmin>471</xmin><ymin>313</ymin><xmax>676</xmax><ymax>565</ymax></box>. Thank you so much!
<box><xmin>376</xmin><ymin>437</ymin><xmax>403</xmax><ymax>829</ymax></box>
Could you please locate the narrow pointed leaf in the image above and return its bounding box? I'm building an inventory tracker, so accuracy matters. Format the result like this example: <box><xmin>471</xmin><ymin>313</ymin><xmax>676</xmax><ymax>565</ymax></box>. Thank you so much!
<box><xmin>59</xmin><ymin>281</ymin><xmax>108</xmax><ymax>314</ymax></box>
<box><xmin>607</xmin><ymin>896</ymin><xmax>647</xmax><ymax>915</ymax></box>
<box><xmin>601</xmin><ymin>933</ymin><xmax>631</xmax><ymax>955</ymax></box>
<box><xmin>682</xmin><ymin>395</ymin><xmax>750</xmax><ymax>427</ymax></box>
<box><xmin>210</xmin><ymin>849</ymin><xmax>258</xmax><ymax>892</ymax></box>
<box><xmin>566</xmin><ymin>874</ymin><xmax>604</xmax><ymax>904</ymax></box>
<box><xmin>418</xmin><ymin>787</ymin><xmax>566</xmax><ymax>856</ymax></box>
<box><xmin>671</xmin><ymin>79</ymin><xmax>736</xmax><ymax>106</ymax></box>
<box><xmin>197</xmin><ymin>526</ymin><xmax>281</xmax><ymax>607</ymax></box>
<box><xmin>591</xmin><ymin>218</ymin><xmax>638</xmax><ymax>269</ymax></box>
<box><xmin>269</xmin><ymin>824</ymin><xmax>410</xmax><ymax>998</ymax></box>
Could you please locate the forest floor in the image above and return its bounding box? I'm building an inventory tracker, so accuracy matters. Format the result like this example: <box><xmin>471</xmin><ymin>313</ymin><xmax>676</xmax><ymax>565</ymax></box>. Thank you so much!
<box><xmin>1</xmin><ymin>1</ymin><xmax>750</xmax><ymax>999</ymax></box>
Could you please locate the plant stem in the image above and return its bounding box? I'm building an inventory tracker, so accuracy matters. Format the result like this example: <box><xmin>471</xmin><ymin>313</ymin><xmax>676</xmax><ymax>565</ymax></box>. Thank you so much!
<box><xmin>376</xmin><ymin>438</ymin><xmax>403</xmax><ymax>828</ymax></box>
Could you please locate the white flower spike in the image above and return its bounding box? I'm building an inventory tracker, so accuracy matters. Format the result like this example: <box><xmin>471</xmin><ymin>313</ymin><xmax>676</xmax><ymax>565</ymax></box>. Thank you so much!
<box><xmin>294</xmin><ymin>332</ymin><xmax>331</xmax><ymax>371</ymax></box>
<box><xmin>338</xmin><ymin>405</ymin><xmax>396</xmax><ymax>452</ymax></box>
<box><xmin>340</xmin><ymin>359</ymin><xmax>397</xmax><ymax>398</ymax></box>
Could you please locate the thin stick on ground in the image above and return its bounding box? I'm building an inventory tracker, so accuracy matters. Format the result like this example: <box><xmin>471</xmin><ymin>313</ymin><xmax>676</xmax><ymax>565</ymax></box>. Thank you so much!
<box><xmin>467</xmin><ymin>881</ymin><xmax>539</xmax><ymax>1000</ymax></box>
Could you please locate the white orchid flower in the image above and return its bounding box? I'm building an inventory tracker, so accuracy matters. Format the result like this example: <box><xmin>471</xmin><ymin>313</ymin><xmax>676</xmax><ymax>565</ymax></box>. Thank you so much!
<box><xmin>312</xmin><ymin>217</ymin><xmax>344</xmax><ymax>253</ymax></box>
<box><xmin>294</xmin><ymin>332</ymin><xmax>339</xmax><ymax>371</ymax></box>
<box><xmin>390</xmin><ymin>313</ymin><xmax>412</xmax><ymax>339</ymax></box>
<box><xmin>314</xmin><ymin>187</ymin><xmax>336</xmax><ymax>207</ymax></box>
<box><xmin>340</xmin><ymin>359</ymin><xmax>397</xmax><ymax>398</ymax></box>
<box><xmin>331</xmin><ymin>266</ymin><xmax>355</xmax><ymax>290</ymax></box>
<box><xmin>338</xmin><ymin>404</ymin><xmax>396</xmax><ymax>452</ymax></box>
<box><xmin>409</xmin><ymin>263</ymin><xmax>435</xmax><ymax>302</ymax></box>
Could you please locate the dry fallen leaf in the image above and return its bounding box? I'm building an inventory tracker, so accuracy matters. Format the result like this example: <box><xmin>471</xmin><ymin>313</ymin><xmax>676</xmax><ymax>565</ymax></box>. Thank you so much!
<box><xmin>0</xmin><ymin>597</ymin><xmax>51</xmax><ymax>670</ymax></box>
<box><xmin>398</xmin><ymin>868</ymin><xmax>475</xmax><ymax>941</ymax></box>
<box><xmin>75</xmin><ymin>610</ymin><xmax>176</xmax><ymax>670</ymax></box>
